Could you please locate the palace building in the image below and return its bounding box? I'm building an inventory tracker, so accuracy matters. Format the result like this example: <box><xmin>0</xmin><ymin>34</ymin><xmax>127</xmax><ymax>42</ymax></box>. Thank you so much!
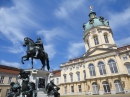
<box><xmin>0</xmin><ymin>65</ymin><xmax>19</xmax><ymax>97</ymax></box>
<box><xmin>59</xmin><ymin>8</ymin><xmax>130</xmax><ymax>95</ymax></box>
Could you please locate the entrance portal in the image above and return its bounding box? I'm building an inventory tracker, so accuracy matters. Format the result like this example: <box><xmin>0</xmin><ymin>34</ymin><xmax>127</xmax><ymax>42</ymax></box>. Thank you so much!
<box><xmin>102</xmin><ymin>81</ymin><xmax>110</xmax><ymax>93</ymax></box>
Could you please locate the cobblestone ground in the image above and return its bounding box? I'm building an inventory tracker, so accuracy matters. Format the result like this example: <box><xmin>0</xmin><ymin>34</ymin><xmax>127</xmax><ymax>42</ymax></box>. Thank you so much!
<box><xmin>61</xmin><ymin>93</ymin><xmax>130</xmax><ymax>97</ymax></box>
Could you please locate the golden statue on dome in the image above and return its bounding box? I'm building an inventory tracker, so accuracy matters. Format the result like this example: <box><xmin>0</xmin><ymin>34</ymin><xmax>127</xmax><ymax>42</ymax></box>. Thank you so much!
<box><xmin>90</xmin><ymin>6</ymin><xmax>93</xmax><ymax>12</ymax></box>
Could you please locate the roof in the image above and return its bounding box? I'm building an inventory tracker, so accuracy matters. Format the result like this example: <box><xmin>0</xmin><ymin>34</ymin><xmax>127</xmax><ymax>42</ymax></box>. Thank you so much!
<box><xmin>0</xmin><ymin>65</ymin><xmax>20</xmax><ymax>75</ymax></box>
<box><xmin>51</xmin><ymin>70</ymin><xmax>61</xmax><ymax>76</ymax></box>
<box><xmin>83</xmin><ymin>11</ymin><xmax>109</xmax><ymax>32</ymax></box>
<box><xmin>117</xmin><ymin>45</ymin><xmax>130</xmax><ymax>52</ymax></box>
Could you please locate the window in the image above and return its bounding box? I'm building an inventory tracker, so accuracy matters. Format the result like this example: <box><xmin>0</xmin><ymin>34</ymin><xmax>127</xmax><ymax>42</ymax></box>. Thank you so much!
<box><xmin>98</xmin><ymin>62</ymin><xmax>106</xmax><ymax>75</ymax></box>
<box><xmin>83</xmin><ymin>71</ymin><xmax>86</xmax><ymax>80</ymax></box>
<box><xmin>104</xmin><ymin>35</ymin><xmax>109</xmax><ymax>43</ymax></box>
<box><xmin>64</xmin><ymin>75</ymin><xmax>66</xmax><ymax>83</ymax></box>
<box><xmin>0</xmin><ymin>76</ymin><xmax>5</xmax><ymax>84</ymax></box>
<box><xmin>57</xmin><ymin>78</ymin><xmax>59</xmax><ymax>84</ymax></box>
<box><xmin>77</xmin><ymin>72</ymin><xmax>80</xmax><ymax>81</ymax></box>
<box><xmin>89</xmin><ymin>64</ymin><xmax>96</xmax><ymax>76</ymax></box>
<box><xmin>126</xmin><ymin>64</ymin><xmax>130</xmax><ymax>75</ymax></box>
<box><xmin>114</xmin><ymin>80</ymin><xmax>123</xmax><ymax>93</ymax></box>
<box><xmin>6</xmin><ymin>89</ymin><xmax>10</xmax><ymax>97</ymax></box>
<box><xmin>71</xmin><ymin>86</ymin><xmax>74</xmax><ymax>92</ymax></box>
<box><xmin>102</xmin><ymin>81</ymin><xmax>110</xmax><ymax>93</ymax></box>
<box><xmin>123</xmin><ymin>55</ymin><xmax>128</xmax><ymax>60</ymax></box>
<box><xmin>87</xmin><ymin>40</ymin><xmax>89</xmax><ymax>47</ymax></box>
<box><xmin>83</xmin><ymin>64</ymin><xmax>85</xmax><ymax>68</ymax></box>
<box><xmin>8</xmin><ymin>77</ymin><xmax>12</xmax><ymax>84</ymax></box>
<box><xmin>78</xmin><ymin>85</ymin><xmax>82</xmax><ymax>92</ymax></box>
<box><xmin>64</xmin><ymin>86</ymin><xmax>67</xmax><ymax>93</ymax></box>
<box><xmin>108</xmin><ymin>59</ymin><xmax>118</xmax><ymax>73</ymax></box>
<box><xmin>70</xmin><ymin>74</ymin><xmax>73</xmax><ymax>82</ymax></box>
<box><xmin>70</xmin><ymin>68</ymin><xmax>72</xmax><ymax>71</ymax></box>
<box><xmin>16</xmin><ymin>77</ymin><xmax>18</xmax><ymax>82</ymax></box>
<box><xmin>92</xmin><ymin>82</ymin><xmax>99</xmax><ymax>94</ymax></box>
<box><xmin>64</xmin><ymin>68</ymin><xmax>66</xmax><ymax>72</ymax></box>
<box><xmin>93</xmin><ymin>36</ymin><xmax>99</xmax><ymax>45</ymax></box>
<box><xmin>76</xmin><ymin>66</ymin><xmax>79</xmax><ymax>70</ymax></box>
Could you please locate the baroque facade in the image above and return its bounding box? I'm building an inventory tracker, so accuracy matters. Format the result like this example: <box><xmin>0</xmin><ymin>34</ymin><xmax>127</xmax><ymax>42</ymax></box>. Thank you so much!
<box><xmin>0</xmin><ymin>65</ymin><xmax>19</xmax><ymax>97</ymax></box>
<box><xmin>60</xmin><ymin>9</ymin><xmax>130</xmax><ymax>95</ymax></box>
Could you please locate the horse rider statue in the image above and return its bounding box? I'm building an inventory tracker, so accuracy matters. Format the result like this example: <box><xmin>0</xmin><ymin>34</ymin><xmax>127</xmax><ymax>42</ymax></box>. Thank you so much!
<box><xmin>46</xmin><ymin>80</ymin><xmax>60</xmax><ymax>97</ymax></box>
<box><xmin>22</xmin><ymin>37</ymin><xmax>50</xmax><ymax>70</ymax></box>
<box><xmin>34</xmin><ymin>37</ymin><xmax>44</xmax><ymax>57</ymax></box>
<box><xmin>7</xmin><ymin>82</ymin><xmax>21</xmax><ymax>97</ymax></box>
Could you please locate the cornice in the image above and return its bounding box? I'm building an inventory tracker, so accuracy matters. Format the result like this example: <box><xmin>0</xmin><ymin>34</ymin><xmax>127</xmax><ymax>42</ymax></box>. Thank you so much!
<box><xmin>85</xmin><ymin>73</ymin><xmax>128</xmax><ymax>80</ymax></box>
<box><xmin>84</xmin><ymin>52</ymin><xmax>117</xmax><ymax>62</ymax></box>
<box><xmin>83</xmin><ymin>26</ymin><xmax>112</xmax><ymax>39</ymax></box>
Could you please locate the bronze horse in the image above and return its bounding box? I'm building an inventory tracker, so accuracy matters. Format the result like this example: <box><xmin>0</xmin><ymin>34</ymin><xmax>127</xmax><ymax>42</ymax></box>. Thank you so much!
<box><xmin>21</xmin><ymin>37</ymin><xmax>50</xmax><ymax>71</ymax></box>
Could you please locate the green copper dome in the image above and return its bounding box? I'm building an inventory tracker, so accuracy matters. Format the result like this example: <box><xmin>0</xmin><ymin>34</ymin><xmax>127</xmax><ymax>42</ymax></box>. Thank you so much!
<box><xmin>83</xmin><ymin>11</ymin><xmax>109</xmax><ymax>32</ymax></box>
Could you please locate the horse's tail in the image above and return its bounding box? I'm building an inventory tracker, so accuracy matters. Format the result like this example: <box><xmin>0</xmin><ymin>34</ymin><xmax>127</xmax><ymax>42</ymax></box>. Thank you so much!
<box><xmin>44</xmin><ymin>52</ymin><xmax>50</xmax><ymax>71</ymax></box>
<box><xmin>47</xmin><ymin>57</ymin><xmax>50</xmax><ymax>71</ymax></box>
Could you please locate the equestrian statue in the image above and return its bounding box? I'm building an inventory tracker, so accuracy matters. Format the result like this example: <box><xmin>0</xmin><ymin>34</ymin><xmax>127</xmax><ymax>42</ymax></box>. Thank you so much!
<box><xmin>21</xmin><ymin>37</ymin><xmax>50</xmax><ymax>71</ymax></box>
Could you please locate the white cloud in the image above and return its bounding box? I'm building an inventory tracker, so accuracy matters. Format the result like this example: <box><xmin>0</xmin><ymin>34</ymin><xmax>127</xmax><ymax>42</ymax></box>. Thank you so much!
<box><xmin>68</xmin><ymin>42</ymin><xmax>85</xmax><ymax>59</ymax></box>
<box><xmin>44</xmin><ymin>44</ymin><xmax>56</xmax><ymax>60</ymax></box>
<box><xmin>108</xmin><ymin>7</ymin><xmax>130</xmax><ymax>31</ymax></box>
<box><xmin>0</xmin><ymin>60</ymin><xmax>21</xmax><ymax>68</ymax></box>
<box><xmin>54</xmin><ymin>0</ymin><xmax>85</xmax><ymax>19</ymax></box>
<box><xmin>0</xmin><ymin>0</ymin><xmax>39</xmax><ymax>53</ymax></box>
<box><xmin>37</xmin><ymin>28</ymin><xmax>67</xmax><ymax>43</ymax></box>
<box><xmin>2</xmin><ymin>41</ymin><xmax>24</xmax><ymax>54</ymax></box>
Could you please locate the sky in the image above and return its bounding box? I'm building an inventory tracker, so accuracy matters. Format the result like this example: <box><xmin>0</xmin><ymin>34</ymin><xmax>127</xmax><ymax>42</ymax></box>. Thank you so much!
<box><xmin>0</xmin><ymin>0</ymin><xmax>130</xmax><ymax>70</ymax></box>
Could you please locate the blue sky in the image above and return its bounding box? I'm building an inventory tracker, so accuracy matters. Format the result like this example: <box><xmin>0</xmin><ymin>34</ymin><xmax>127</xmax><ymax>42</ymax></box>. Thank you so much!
<box><xmin>0</xmin><ymin>0</ymin><xmax>130</xmax><ymax>70</ymax></box>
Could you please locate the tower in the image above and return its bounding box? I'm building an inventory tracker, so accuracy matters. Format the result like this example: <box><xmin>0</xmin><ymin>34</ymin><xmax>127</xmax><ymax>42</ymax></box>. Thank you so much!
<box><xmin>83</xmin><ymin>6</ymin><xmax>117</xmax><ymax>52</ymax></box>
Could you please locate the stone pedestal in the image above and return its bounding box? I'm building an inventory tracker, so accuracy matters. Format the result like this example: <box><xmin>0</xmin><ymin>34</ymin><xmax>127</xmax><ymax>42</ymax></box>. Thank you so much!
<box><xmin>19</xmin><ymin>69</ymin><xmax>49</xmax><ymax>97</ymax></box>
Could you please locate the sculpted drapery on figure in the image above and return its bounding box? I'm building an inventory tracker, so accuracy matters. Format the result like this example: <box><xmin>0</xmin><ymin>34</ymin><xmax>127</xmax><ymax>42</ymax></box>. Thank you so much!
<box><xmin>7</xmin><ymin>82</ymin><xmax>21</xmax><ymax>97</ymax></box>
<box><xmin>21</xmin><ymin>37</ymin><xmax>50</xmax><ymax>71</ymax></box>
<box><xmin>46</xmin><ymin>80</ymin><xmax>60</xmax><ymax>97</ymax></box>
<box><xmin>7</xmin><ymin>70</ymin><xmax>37</xmax><ymax>97</ymax></box>
<box><xmin>19</xmin><ymin>70</ymin><xmax>37</xmax><ymax>97</ymax></box>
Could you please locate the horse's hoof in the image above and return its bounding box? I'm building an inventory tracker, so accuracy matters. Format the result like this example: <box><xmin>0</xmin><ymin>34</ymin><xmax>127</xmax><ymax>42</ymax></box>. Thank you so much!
<box><xmin>21</xmin><ymin>61</ymin><xmax>24</xmax><ymax>64</ymax></box>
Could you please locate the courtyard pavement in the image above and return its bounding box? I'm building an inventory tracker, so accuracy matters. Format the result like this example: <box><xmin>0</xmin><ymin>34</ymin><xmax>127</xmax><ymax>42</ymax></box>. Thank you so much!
<box><xmin>61</xmin><ymin>93</ymin><xmax>130</xmax><ymax>97</ymax></box>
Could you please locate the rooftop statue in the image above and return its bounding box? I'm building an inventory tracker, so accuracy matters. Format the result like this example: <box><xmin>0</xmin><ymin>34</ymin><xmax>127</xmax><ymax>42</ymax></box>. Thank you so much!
<box><xmin>21</xmin><ymin>37</ymin><xmax>50</xmax><ymax>71</ymax></box>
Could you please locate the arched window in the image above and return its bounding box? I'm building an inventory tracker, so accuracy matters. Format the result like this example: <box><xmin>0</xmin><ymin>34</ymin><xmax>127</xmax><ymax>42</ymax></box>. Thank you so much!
<box><xmin>98</xmin><ymin>62</ymin><xmax>106</xmax><ymax>75</ymax></box>
<box><xmin>63</xmin><ymin>75</ymin><xmax>67</xmax><ymax>83</ymax></box>
<box><xmin>64</xmin><ymin>86</ymin><xmax>67</xmax><ymax>93</ymax></box>
<box><xmin>70</xmin><ymin>73</ymin><xmax>73</xmax><ymax>82</ymax></box>
<box><xmin>86</xmin><ymin>39</ymin><xmax>89</xmax><ymax>47</ymax></box>
<box><xmin>92</xmin><ymin>82</ymin><xmax>99</xmax><ymax>94</ymax></box>
<box><xmin>83</xmin><ymin>70</ymin><xmax>86</xmax><ymax>80</ymax></box>
<box><xmin>76</xmin><ymin>72</ymin><xmax>80</xmax><ymax>81</ymax></box>
<box><xmin>102</xmin><ymin>81</ymin><xmax>110</xmax><ymax>93</ymax></box>
<box><xmin>125</xmin><ymin>63</ymin><xmax>130</xmax><ymax>75</ymax></box>
<box><xmin>93</xmin><ymin>35</ymin><xmax>99</xmax><ymax>45</ymax></box>
<box><xmin>88</xmin><ymin>64</ymin><xmax>96</xmax><ymax>76</ymax></box>
<box><xmin>108</xmin><ymin>59</ymin><xmax>118</xmax><ymax>73</ymax></box>
<box><xmin>104</xmin><ymin>34</ymin><xmax>109</xmax><ymax>43</ymax></box>
<box><xmin>114</xmin><ymin>80</ymin><xmax>123</xmax><ymax>93</ymax></box>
